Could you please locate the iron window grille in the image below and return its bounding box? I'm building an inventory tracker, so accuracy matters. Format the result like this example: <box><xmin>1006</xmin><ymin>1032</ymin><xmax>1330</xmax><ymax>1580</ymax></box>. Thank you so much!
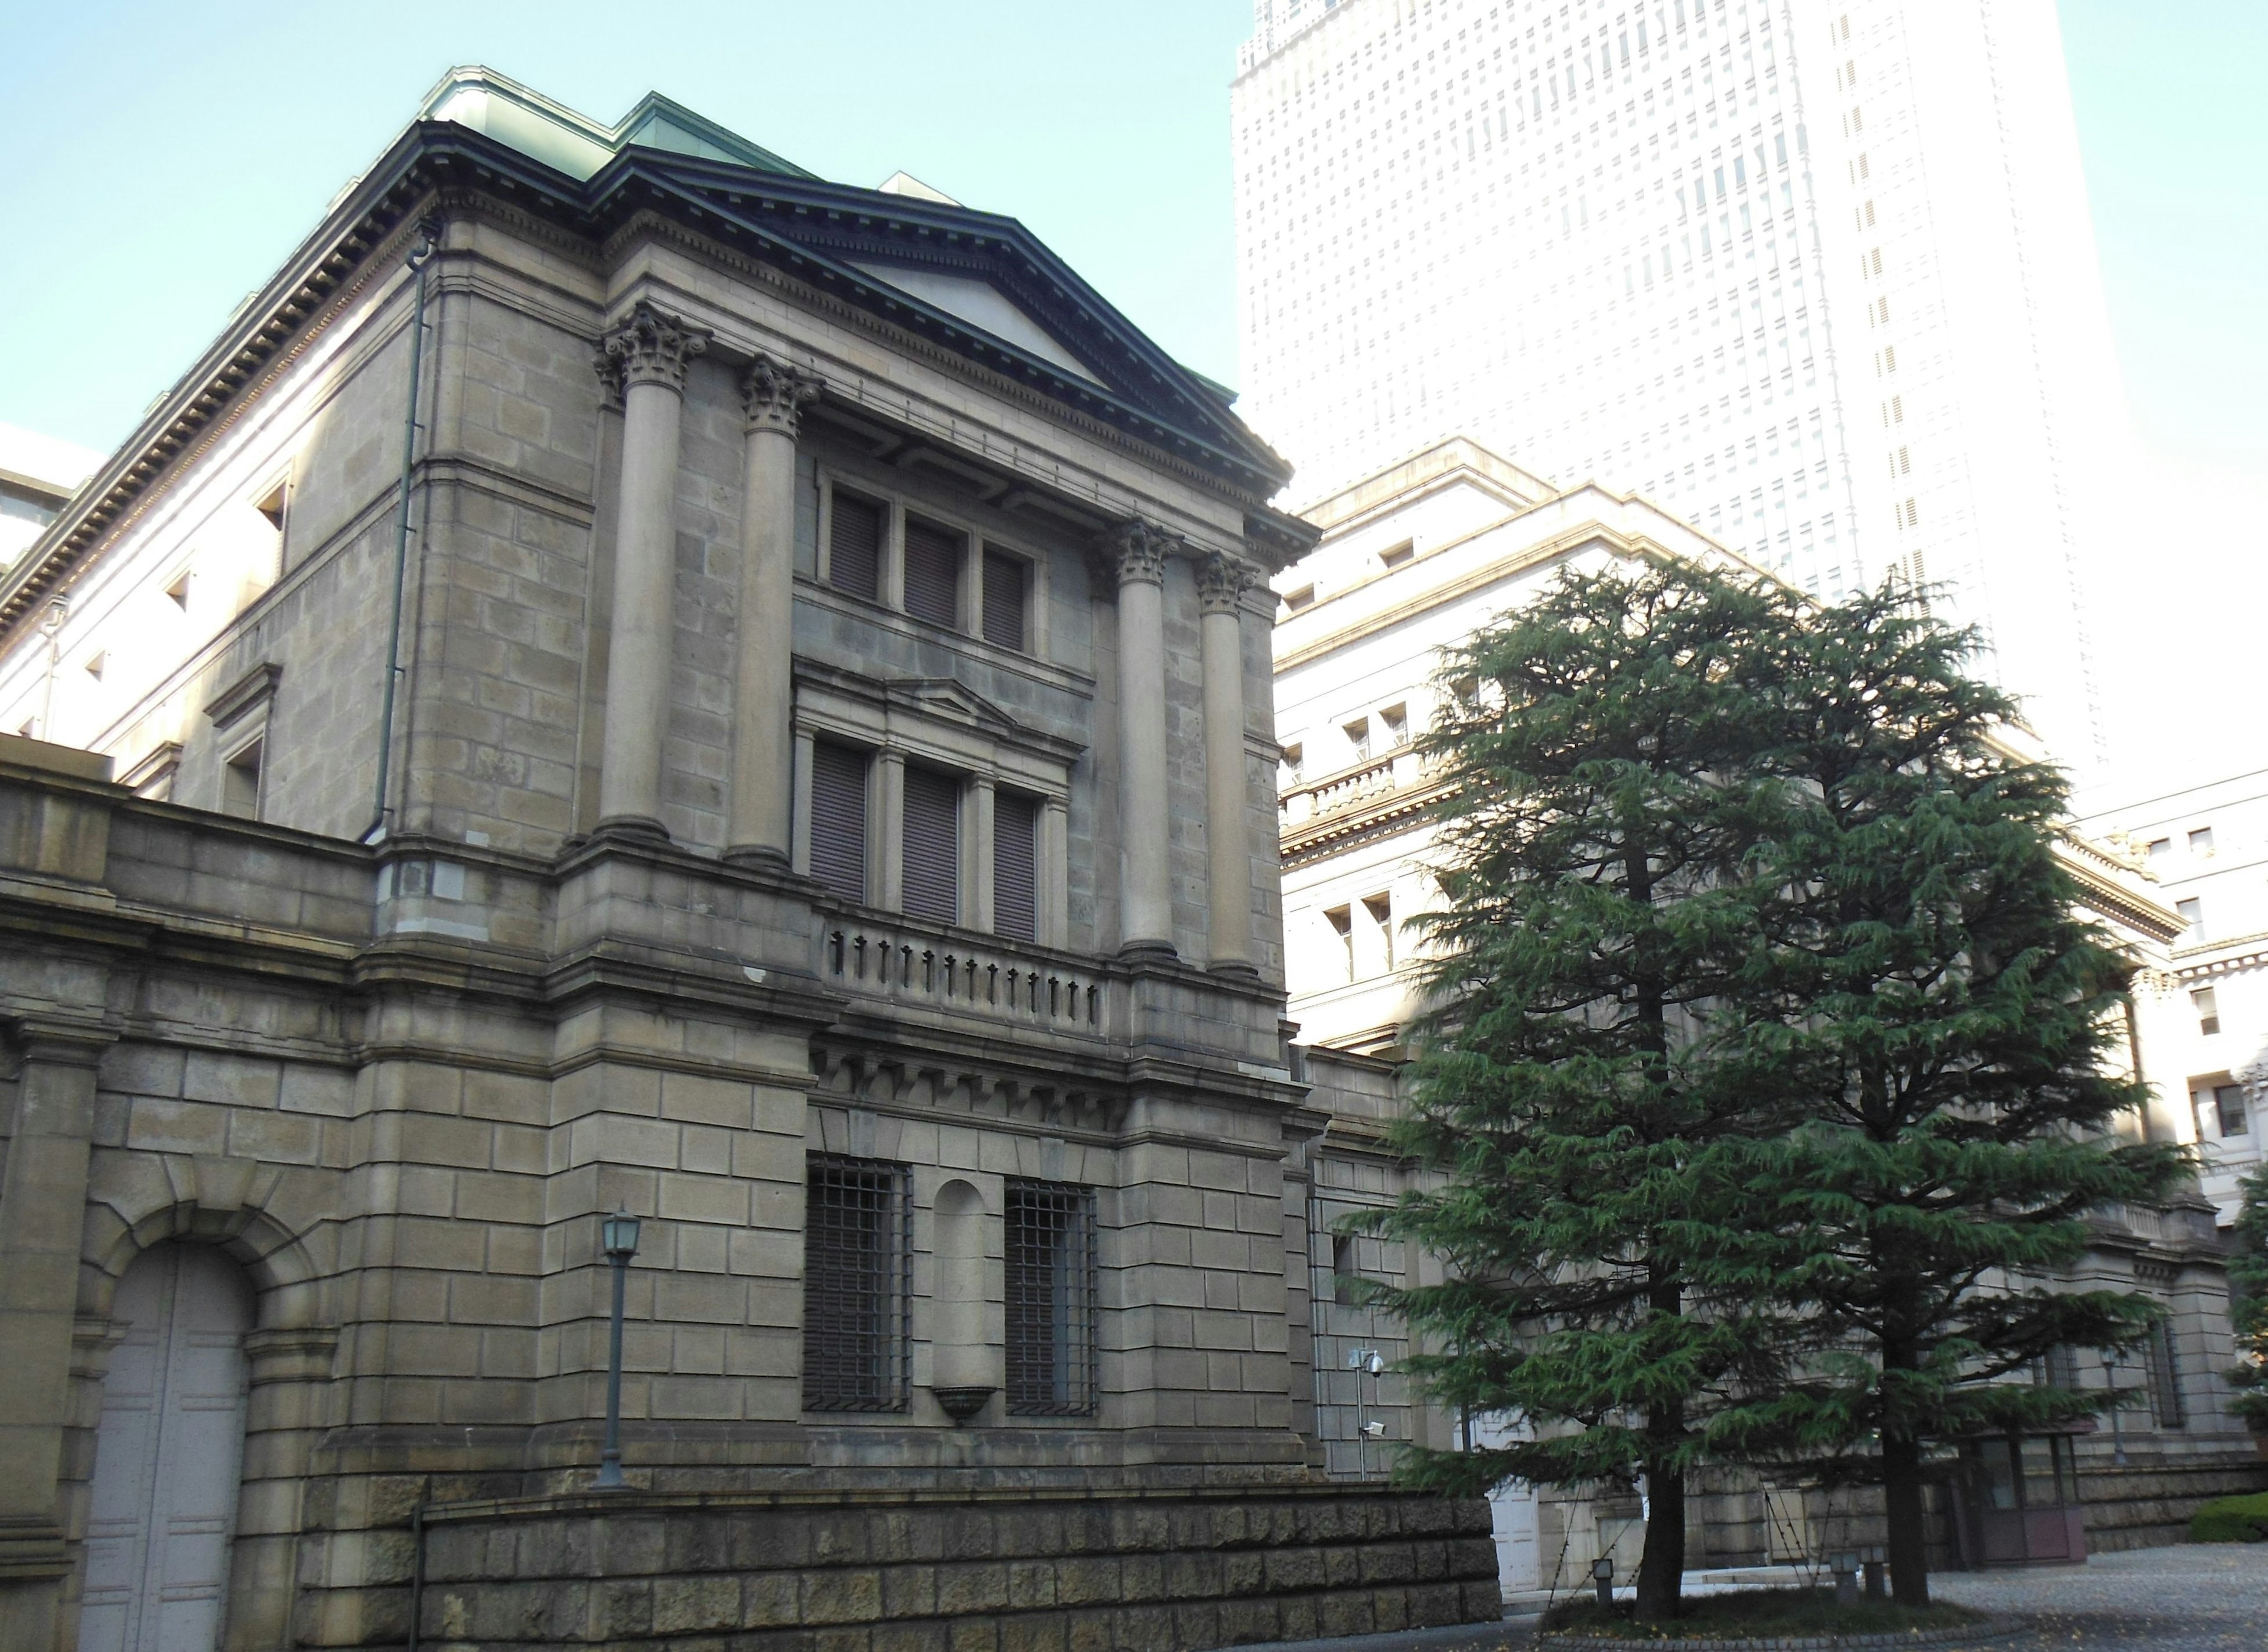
<box><xmin>1005</xmin><ymin>1178</ymin><xmax>1099</xmax><ymax>1416</ymax></box>
<box><xmin>2144</xmin><ymin>1319</ymin><xmax>2187</xmax><ymax>1429</ymax></box>
<box><xmin>803</xmin><ymin>1155</ymin><xmax>911</xmax><ymax>1412</ymax></box>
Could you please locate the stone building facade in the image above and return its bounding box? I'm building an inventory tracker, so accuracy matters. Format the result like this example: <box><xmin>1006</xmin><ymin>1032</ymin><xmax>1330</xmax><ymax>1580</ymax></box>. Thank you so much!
<box><xmin>1268</xmin><ymin>439</ymin><xmax>2268</xmax><ymax>1591</ymax></box>
<box><xmin>0</xmin><ymin>71</ymin><xmax>1497</xmax><ymax>1652</ymax></box>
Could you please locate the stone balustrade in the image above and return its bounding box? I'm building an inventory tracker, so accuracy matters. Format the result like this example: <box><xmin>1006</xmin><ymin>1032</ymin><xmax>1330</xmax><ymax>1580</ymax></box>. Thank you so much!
<box><xmin>814</xmin><ymin>904</ymin><xmax>1109</xmax><ymax>1034</ymax></box>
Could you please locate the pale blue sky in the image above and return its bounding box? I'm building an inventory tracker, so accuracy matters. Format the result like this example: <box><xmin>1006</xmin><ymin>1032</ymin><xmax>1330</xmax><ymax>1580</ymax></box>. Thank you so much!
<box><xmin>0</xmin><ymin>0</ymin><xmax>2259</xmax><ymax>474</ymax></box>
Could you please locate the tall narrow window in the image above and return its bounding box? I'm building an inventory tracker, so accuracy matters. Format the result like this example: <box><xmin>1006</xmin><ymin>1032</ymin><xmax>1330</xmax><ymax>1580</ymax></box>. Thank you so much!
<box><xmin>2192</xmin><ymin>987</ymin><xmax>2220</xmax><ymax>1035</ymax></box>
<box><xmin>829</xmin><ymin>489</ymin><xmax>883</xmax><ymax>601</ymax></box>
<box><xmin>221</xmin><ymin>737</ymin><xmax>265</xmax><ymax>820</ymax></box>
<box><xmin>982</xmin><ymin>549</ymin><xmax>1028</xmax><ymax>651</ymax></box>
<box><xmin>993</xmin><ymin>790</ymin><xmax>1038</xmax><ymax>943</ymax></box>
<box><xmin>1325</xmin><ymin>905</ymin><xmax>1354</xmax><ymax>982</ymax></box>
<box><xmin>2188</xmin><ymin>826</ymin><xmax>2215</xmax><ymax>858</ymax></box>
<box><xmin>2215</xmin><ymin>1083</ymin><xmax>2249</xmax><ymax>1138</ymax></box>
<box><xmin>2144</xmin><ymin>1320</ymin><xmax>2186</xmax><ymax>1429</ymax></box>
<box><xmin>809</xmin><ymin>741</ymin><xmax>869</xmax><ymax>903</ymax></box>
<box><xmin>900</xmin><ymin>765</ymin><xmax>960</xmax><ymax>924</ymax></box>
<box><xmin>1364</xmin><ymin>893</ymin><xmax>1395</xmax><ymax>970</ymax></box>
<box><xmin>902</xmin><ymin>517</ymin><xmax>962</xmax><ymax>627</ymax></box>
<box><xmin>1380</xmin><ymin>704</ymin><xmax>1409</xmax><ymax>748</ymax></box>
<box><xmin>1343</xmin><ymin>718</ymin><xmax>1371</xmax><ymax>762</ymax></box>
<box><xmin>1005</xmin><ymin>1179</ymin><xmax>1099</xmax><ymax>1416</ymax></box>
<box><xmin>803</xmin><ymin>1156</ymin><xmax>911</xmax><ymax>1412</ymax></box>
<box><xmin>2178</xmin><ymin>898</ymin><xmax>2205</xmax><ymax>943</ymax></box>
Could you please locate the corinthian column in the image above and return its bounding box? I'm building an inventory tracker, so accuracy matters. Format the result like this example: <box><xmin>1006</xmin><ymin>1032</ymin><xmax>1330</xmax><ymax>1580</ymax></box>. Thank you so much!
<box><xmin>1103</xmin><ymin>522</ymin><xmax>1174</xmax><ymax>957</ymax></box>
<box><xmin>1198</xmin><ymin>552</ymin><xmax>1259</xmax><ymax>975</ymax></box>
<box><xmin>726</xmin><ymin>356</ymin><xmax>822</xmax><ymax>867</ymax></box>
<box><xmin>595</xmin><ymin>302</ymin><xmax>708</xmax><ymax>838</ymax></box>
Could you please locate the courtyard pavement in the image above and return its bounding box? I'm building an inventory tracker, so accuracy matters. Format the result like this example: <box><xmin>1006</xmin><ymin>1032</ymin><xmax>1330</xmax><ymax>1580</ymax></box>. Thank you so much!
<box><xmin>1239</xmin><ymin>1543</ymin><xmax>2268</xmax><ymax>1652</ymax></box>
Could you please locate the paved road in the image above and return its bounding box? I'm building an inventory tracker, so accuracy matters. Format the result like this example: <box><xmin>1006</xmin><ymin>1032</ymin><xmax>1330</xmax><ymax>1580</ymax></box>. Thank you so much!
<box><xmin>1931</xmin><ymin>1543</ymin><xmax>2268</xmax><ymax>1650</ymax></box>
<box><xmin>1241</xmin><ymin>1543</ymin><xmax>2267</xmax><ymax>1652</ymax></box>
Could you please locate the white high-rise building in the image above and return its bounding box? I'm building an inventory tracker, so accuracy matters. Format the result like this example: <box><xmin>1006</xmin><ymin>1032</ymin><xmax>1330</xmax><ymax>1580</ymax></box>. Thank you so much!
<box><xmin>1233</xmin><ymin>0</ymin><xmax>2126</xmax><ymax>764</ymax></box>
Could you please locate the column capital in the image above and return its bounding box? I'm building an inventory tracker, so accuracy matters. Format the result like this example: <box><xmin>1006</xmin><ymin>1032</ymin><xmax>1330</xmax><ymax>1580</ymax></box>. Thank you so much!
<box><xmin>11</xmin><ymin>1015</ymin><xmax>118</xmax><ymax>1068</ymax></box>
<box><xmin>596</xmin><ymin>301</ymin><xmax>711</xmax><ymax>402</ymax></box>
<box><xmin>1098</xmin><ymin>520</ymin><xmax>1175</xmax><ymax>590</ymax></box>
<box><xmin>1197</xmin><ymin>552</ymin><xmax>1259</xmax><ymax>615</ymax></box>
<box><xmin>742</xmin><ymin>355</ymin><xmax>824</xmax><ymax>437</ymax></box>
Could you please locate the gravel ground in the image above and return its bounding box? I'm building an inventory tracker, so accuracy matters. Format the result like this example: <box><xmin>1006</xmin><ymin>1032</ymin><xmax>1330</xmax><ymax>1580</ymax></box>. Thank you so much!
<box><xmin>1239</xmin><ymin>1543</ymin><xmax>2268</xmax><ymax>1652</ymax></box>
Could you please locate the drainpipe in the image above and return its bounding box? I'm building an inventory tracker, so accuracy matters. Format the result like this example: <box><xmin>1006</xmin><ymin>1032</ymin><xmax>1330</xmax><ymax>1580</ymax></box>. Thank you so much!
<box><xmin>363</xmin><ymin>218</ymin><xmax>442</xmax><ymax>843</ymax></box>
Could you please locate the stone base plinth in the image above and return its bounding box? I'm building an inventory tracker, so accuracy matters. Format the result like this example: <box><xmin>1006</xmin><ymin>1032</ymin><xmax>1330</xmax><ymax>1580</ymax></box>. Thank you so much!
<box><xmin>403</xmin><ymin>1485</ymin><xmax>1501</xmax><ymax>1651</ymax></box>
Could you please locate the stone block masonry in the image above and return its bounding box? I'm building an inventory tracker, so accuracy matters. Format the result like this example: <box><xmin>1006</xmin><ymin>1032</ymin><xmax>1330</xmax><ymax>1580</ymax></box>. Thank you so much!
<box><xmin>412</xmin><ymin>1487</ymin><xmax>1501</xmax><ymax>1651</ymax></box>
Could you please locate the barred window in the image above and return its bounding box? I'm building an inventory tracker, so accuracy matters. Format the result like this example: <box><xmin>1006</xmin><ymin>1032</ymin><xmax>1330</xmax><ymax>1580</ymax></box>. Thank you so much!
<box><xmin>2144</xmin><ymin>1319</ymin><xmax>2186</xmax><ymax>1429</ymax></box>
<box><xmin>803</xmin><ymin>1156</ymin><xmax>911</xmax><ymax>1412</ymax></box>
<box><xmin>1005</xmin><ymin>1179</ymin><xmax>1099</xmax><ymax>1416</ymax></box>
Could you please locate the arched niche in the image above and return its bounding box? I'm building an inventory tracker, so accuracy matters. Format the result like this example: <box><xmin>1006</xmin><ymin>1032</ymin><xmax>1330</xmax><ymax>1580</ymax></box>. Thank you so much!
<box><xmin>930</xmin><ymin>1178</ymin><xmax>999</xmax><ymax>1415</ymax></box>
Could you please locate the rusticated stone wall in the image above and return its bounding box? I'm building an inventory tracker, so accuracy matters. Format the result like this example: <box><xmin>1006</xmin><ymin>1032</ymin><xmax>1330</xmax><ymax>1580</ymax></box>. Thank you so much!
<box><xmin>410</xmin><ymin>1487</ymin><xmax>1502</xmax><ymax>1651</ymax></box>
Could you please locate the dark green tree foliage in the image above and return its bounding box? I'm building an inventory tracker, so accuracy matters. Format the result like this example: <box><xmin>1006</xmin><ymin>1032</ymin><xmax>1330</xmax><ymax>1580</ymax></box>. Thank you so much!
<box><xmin>1711</xmin><ymin>584</ymin><xmax>2189</xmax><ymax>1605</ymax></box>
<box><xmin>2223</xmin><ymin>1164</ymin><xmax>2268</xmax><ymax>1429</ymax></box>
<box><xmin>1361</xmin><ymin>562</ymin><xmax>1810</xmax><ymax>1621</ymax></box>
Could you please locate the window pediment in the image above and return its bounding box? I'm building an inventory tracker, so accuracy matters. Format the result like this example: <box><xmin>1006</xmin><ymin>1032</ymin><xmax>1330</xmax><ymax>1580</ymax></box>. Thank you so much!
<box><xmin>795</xmin><ymin>661</ymin><xmax>1085</xmax><ymax>771</ymax></box>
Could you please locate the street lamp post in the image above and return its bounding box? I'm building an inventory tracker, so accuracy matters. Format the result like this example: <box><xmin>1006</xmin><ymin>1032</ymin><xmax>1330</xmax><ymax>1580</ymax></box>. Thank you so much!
<box><xmin>2100</xmin><ymin>1347</ymin><xmax>2126</xmax><ymax>1467</ymax></box>
<box><xmin>596</xmin><ymin>1207</ymin><xmax>642</xmax><ymax>1490</ymax></box>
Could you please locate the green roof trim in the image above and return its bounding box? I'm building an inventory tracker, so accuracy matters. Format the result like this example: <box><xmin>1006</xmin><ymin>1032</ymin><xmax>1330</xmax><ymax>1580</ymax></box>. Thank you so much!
<box><xmin>416</xmin><ymin>66</ymin><xmax>814</xmax><ymax>182</ymax></box>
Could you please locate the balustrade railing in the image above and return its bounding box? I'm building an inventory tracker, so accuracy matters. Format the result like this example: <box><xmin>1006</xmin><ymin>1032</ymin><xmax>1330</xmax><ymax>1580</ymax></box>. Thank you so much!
<box><xmin>1279</xmin><ymin>747</ymin><xmax>1434</xmax><ymax>827</ymax></box>
<box><xmin>815</xmin><ymin>908</ymin><xmax>1107</xmax><ymax>1034</ymax></box>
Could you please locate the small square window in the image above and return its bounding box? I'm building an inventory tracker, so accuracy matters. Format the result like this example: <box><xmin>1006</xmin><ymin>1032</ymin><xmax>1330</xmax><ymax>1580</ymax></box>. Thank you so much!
<box><xmin>1343</xmin><ymin>718</ymin><xmax>1371</xmax><ymax>763</ymax></box>
<box><xmin>2176</xmin><ymin>898</ymin><xmax>2204</xmax><ymax>943</ymax></box>
<box><xmin>2146</xmin><ymin>838</ymin><xmax>2172</xmax><ymax>865</ymax></box>
<box><xmin>2188</xmin><ymin>827</ymin><xmax>2214</xmax><ymax>858</ymax></box>
<box><xmin>1285</xmin><ymin>584</ymin><xmax>1317</xmax><ymax>612</ymax></box>
<box><xmin>1379</xmin><ymin>539</ymin><xmax>1415</xmax><ymax>571</ymax></box>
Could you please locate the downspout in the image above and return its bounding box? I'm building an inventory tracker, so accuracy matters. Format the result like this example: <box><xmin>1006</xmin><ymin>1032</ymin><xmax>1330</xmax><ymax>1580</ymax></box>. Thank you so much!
<box><xmin>363</xmin><ymin>218</ymin><xmax>442</xmax><ymax>843</ymax></box>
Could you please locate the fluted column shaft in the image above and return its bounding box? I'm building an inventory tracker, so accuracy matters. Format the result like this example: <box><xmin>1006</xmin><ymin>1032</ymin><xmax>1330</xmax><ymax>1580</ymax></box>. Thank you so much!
<box><xmin>1199</xmin><ymin>555</ymin><xmax>1257</xmax><ymax>974</ymax></box>
<box><xmin>1106</xmin><ymin>524</ymin><xmax>1174</xmax><ymax>956</ymax></box>
<box><xmin>727</xmin><ymin>357</ymin><xmax>821</xmax><ymax>866</ymax></box>
<box><xmin>595</xmin><ymin>303</ymin><xmax>708</xmax><ymax>836</ymax></box>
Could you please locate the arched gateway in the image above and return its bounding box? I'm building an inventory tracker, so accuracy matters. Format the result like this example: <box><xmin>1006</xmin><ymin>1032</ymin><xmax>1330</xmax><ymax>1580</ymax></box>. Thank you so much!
<box><xmin>79</xmin><ymin>1245</ymin><xmax>253</xmax><ymax>1652</ymax></box>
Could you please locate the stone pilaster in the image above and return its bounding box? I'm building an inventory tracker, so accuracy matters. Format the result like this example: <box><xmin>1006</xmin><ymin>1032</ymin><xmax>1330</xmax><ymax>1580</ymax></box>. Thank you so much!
<box><xmin>0</xmin><ymin>1018</ymin><xmax>116</xmax><ymax>1652</ymax></box>
<box><xmin>594</xmin><ymin>302</ymin><xmax>709</xmax><ymax>838</ymax></box>
<box><xmin>1198</xmin><ymin>552</ymin><xmax>1259</xmax><ymax>975</ymax></box>
<box><xmin>1102</xmin><ymin>522</ymin><xmax>1174</xmax><ymax>957</ymax></box>
<box><xmin>726</xmin><ymin>356</ymin><xmax>822</xmax><ymax>867</ymax></box>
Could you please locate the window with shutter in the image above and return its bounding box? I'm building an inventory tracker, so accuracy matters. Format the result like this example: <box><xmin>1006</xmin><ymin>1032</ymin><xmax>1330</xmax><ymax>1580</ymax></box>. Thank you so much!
<box><xmin>809</xmin><ymin>742</ymin><xmax>869</xmax><ymax>902</ymax></box>
<box><xmin>994</xmin><ymin>791</ymin><xmax>1038</xmax><ymax>942</ymax></box>
<box><xmin>902</xmin><ymin>517</ymin><xmax>962</xmax><ymax>627</ymax></box>
<box><xmin>829</xmin><ymin>490</ymin><xmax>883</xmax><ymax>601</ymax></box>
<box><xmin>982</xmin><ymin>549</ymin><xmax>1028</xmax><ymax>651</ymax></box>
<box><xmin>900</xmin><ymin>765</ymin><xmax>960</xmax><ymax>924</ymax></box>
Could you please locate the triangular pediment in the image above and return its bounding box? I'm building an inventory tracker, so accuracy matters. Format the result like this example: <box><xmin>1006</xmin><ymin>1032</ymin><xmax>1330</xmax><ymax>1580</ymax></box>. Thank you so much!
<box><xmin>848</xmin><ymin>262</ymin><xmax>1105</xmax><ymax>386</ymax></box>
<box><xmin>885</xmin><ymin>677</ymin><xmax>1023</xmax><ymax>737</ymax></box>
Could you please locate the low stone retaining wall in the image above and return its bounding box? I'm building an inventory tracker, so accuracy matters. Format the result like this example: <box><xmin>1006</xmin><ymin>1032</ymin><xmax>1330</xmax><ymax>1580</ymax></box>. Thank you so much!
<box><xmin>2077</xmin><ymin>1452</ymin><xmax>2268</xmax><ymax>1552</ymax></box>
<box><xmin>412</xmin><ymin>1485</ymin><xmax>1501</xmax><ymax>1651</ymax></box>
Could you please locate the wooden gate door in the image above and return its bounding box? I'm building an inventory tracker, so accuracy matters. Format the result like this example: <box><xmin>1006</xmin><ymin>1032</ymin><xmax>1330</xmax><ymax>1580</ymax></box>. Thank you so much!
<box><xmin>79</xmin><ymin>1245</ymin><xmax>253</xmax><ymax>1652</ymax></box>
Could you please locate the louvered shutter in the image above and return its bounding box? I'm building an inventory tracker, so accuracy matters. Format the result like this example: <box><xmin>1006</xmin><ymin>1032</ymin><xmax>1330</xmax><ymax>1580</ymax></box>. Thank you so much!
<box><xmin>900</xmin><ymin>765</ymin><xmax>960</xmax><ymax>924</ymax></box>
<box><xmin>902</xmin><ymin>518</ymin><xmax>962</xmax><ymax>627</ymax></box>
<box><xmin>809</xmin><ymin>742</ymin><xmax>868</xmax><ymax>902</ymax></box>
<box><xmin>993</xmin><ymin>791</ymin><xmax>1038</xmax><ymax>943</ymax></box>
<box><xmin>982</xmin><ymin>549</ymin><xmax>1028</xmax><ymax>651</ymax></box>
<box><xmin>829</xmin><ymin>491</ymin><xmax>882</xmax><ymax>601</ymax></box>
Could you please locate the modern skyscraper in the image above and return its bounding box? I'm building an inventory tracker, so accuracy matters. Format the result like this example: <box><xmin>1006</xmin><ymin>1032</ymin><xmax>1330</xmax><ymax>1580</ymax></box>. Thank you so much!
<box><xmin>1233</xmin><ymin>0</ymin><xmax>2126</xmax><ymax>764</ymax></box>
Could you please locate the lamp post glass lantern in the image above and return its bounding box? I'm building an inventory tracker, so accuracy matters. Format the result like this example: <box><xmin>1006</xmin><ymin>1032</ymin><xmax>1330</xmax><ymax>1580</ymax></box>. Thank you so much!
<box><xmin>596</xmin><ymin>1208</ymin><xmax>642</xmax><ymax>1488</ymax></box>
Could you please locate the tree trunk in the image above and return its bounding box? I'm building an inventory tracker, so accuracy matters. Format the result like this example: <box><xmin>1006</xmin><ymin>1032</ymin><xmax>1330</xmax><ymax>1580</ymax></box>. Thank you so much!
<box><xmin>1634</xmin><ymin>1447</ymin><xmax>1687</xmax><ymax>1620</ymax></box>
<box><xmin>1881</xmin><ymin>1428</ymin><xmax>1931</xmax><ymax>1607</ymax></box>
